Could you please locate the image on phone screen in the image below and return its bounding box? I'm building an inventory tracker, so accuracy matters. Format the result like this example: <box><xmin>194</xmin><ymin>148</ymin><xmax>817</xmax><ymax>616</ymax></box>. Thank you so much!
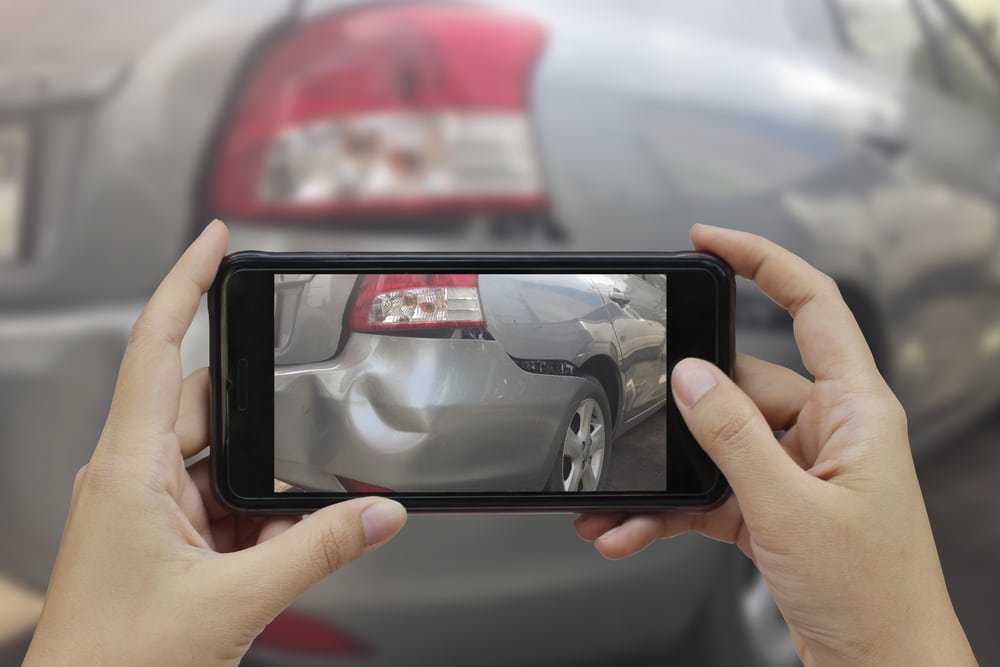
<box><xmin>272</xmin><ymin>272</ymin><xmax>668</xmax><ymax>494</ymax></box>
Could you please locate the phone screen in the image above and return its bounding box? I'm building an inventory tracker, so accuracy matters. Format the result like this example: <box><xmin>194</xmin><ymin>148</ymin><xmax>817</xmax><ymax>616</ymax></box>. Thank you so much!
<box><xmin>272</xmin><ymin>272</ymin><xmax>668</xmax><ymax>494</ymax></box>
<box><xmin>213</xmin><ymin>253</ymin><xmax>732</xmax><ymax>511</ymax></box>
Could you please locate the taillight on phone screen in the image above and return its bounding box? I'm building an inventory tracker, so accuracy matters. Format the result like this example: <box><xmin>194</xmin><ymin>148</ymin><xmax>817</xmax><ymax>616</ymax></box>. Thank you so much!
<box><xmin>210</xmin><ymin>5</ymin><xmax>547</xmax><ymax>221</ymax></box>
<box><xmin>350</xmin><ymin>274</ymin><xmax>483</xmax><ymax>332</ymax></box>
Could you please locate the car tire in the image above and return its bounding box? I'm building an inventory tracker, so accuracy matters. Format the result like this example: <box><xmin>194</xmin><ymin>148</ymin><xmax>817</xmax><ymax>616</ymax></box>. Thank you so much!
<box><xmin>679</xmin><ymin>549</ymin><xmax>801</xmax><ymax>667</ymax></box>
<box><xmin>545</xmin><ymin>377</ymin><xmax>612</xmax><ymax>492</ymax></box>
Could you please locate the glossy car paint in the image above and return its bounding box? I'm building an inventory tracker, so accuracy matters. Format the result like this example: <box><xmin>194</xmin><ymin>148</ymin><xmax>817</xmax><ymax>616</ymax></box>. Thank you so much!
<box><xmin>275</xmin><ymin>333</ymin><xmax>586</xmax><ymax>492</ymax></box>
<box><xmin>273</xmin><ymin>273</ymin><xmax>666</xmax><ymax>492</ymax></box>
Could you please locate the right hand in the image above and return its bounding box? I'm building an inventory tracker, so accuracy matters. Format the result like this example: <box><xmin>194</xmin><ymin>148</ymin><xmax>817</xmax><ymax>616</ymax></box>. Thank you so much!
<box><xmin>575</xmin><ymin>225</ymin><xmax>977</xmax><ymax>666</ymax></box>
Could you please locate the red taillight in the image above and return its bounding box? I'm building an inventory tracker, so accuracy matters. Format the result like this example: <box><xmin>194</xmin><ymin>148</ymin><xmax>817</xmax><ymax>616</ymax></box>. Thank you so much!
<box><xmin>210</xmin><ymin>5</ymin><xmax>547</xmax><ymax>222</ymax></box>
<box><xmin>349</xmin><ymin>274</ymin><xmax>483</xmax><ymax>332</ymax></box>
<box><xmin>255</xmin><ymin>609</ymin><xmax>370</xmax><ymax>656</ymax></box>
<box><xmin>336</xmin><ymin>475</ymin><xmax>395</xmax><ymax>494</ymax></box>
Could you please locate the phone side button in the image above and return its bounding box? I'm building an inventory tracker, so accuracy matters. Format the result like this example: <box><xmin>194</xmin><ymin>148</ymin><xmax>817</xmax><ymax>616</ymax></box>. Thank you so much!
<box><xmin>237</xmin><ymin>358</ymin><xmax>249</xmax><ymax>412</ymax></box>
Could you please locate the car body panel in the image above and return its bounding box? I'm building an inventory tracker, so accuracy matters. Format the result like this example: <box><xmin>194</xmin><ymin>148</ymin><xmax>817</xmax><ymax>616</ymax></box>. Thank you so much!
<box><xmin>274</xmin><ymin>272</ymin><xmax>667</xmax><ymax>492</ymax></box>
<box><xmin>275</xmin><ymin>333</ymin><xmax>584</xmax><ymax>491</ymax></box>
<box><xmin>477</xmin><ymin>273</ymin><xmax>615</xmax><ymax>363</ymax></box>
<box><xmin>590</xmin><ymin>274</ymin><xmax>668</xmax><ymax>423</ymax></box>
<box><xmin>3</xmin><ymin>0</ymin><xmax>1000</xmax><ymax>665</ymax></box>
<box><xmin>274</xmin><ymin>274</ymin><xmax>352</xmax><ymax>365</ymax></box>
<box><xmin>252</xmin><ymin>514</ymin><xmax>726</xmax><ymax>667</ymax></box>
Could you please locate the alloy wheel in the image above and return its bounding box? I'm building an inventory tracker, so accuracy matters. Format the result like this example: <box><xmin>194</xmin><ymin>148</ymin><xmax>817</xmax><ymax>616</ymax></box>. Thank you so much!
<box><xmin>561</xmin><ymin>397</ymin><xmax>606</xmax><ymax>491</ymax></box>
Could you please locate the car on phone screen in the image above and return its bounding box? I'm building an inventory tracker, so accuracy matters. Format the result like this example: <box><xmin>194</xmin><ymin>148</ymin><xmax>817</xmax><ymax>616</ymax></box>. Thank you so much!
<box><xmin>3</xmin><ymin>0</ymin><xmax>1000</xmax><ymax>665</ymax></box>
<box><xmin>273</xmin><ymin>272</ymin><xmax>667</xmax><ymax>493</ymax></box>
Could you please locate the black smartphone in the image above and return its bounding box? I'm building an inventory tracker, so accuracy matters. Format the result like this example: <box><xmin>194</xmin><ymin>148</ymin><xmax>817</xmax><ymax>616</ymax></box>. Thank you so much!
<box><xmin>210</xmin><ymin>252</ymin><xmax>733</xmax><ymax>512</ymax></box>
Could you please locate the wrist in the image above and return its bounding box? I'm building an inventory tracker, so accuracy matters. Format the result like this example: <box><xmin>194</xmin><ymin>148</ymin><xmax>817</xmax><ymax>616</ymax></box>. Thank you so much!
<box><xmin>803</xmin><ymin>607</ymin><xmax>977</xmax><ymax>667</ymax></box>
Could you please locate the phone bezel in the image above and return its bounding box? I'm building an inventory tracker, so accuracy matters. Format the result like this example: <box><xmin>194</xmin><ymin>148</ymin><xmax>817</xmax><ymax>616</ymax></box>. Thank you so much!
<box><xmin>210</xmin><ymin>252</ymin><xmax>734</xmax><ymax>512</ymax></box>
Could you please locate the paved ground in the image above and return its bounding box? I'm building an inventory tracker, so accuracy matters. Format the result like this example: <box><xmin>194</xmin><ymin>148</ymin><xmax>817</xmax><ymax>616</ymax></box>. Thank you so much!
<box><xmin>604</xmin><ymin>408</ymin><xmax>667</xmax><ymax>491</ymax></box>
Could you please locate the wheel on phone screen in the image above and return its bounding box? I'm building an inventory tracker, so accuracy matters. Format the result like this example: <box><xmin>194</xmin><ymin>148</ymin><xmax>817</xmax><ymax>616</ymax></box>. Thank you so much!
<box><xmin>546</xmin><ymin>377</ymin><xmax>612</xmax><ymax>492</ymax></box>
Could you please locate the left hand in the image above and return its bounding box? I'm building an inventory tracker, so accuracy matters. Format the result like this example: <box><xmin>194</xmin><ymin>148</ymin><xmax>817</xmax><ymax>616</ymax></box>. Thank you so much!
<box><xmin>23</xmin><ymin>220</ymin><xmax>407</xmax><ymax>666</ymax></box>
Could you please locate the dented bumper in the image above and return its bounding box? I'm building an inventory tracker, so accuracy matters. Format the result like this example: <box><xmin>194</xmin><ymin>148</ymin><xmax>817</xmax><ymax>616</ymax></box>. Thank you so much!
<box><xmin>274</xmin><ymin>333</ymin><xmax>585</xmax><ymax>492</ymax></box>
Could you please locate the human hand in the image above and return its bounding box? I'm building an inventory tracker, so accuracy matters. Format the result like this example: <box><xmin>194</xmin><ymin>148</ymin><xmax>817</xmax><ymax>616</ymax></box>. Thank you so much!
<box><xmin>575</xmin><ymin>225</ymin><xmax>976</xmax><ymax>666</ymax></box>
<box><xmin>23</xmin><ymin>220</ymin><xmax>407</xmax><ymax>667</ymax></box>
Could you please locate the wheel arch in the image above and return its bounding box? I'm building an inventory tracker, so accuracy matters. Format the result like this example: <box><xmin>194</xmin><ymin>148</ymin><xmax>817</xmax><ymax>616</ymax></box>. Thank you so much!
<box><xmin>577</xmin><ymin>355</ymin><xmax>622</xmax><ymax>431</ymax></box>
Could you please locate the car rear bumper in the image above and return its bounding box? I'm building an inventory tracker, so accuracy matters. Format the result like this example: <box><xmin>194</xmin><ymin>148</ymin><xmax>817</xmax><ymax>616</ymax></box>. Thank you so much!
<box><xmin>250</xmin><ymin>513</ymin><xmax>728</xmax><ymax>667</ymax></box>
<box><xmin>0</xmin><ymin>304</ymin><xmax>139</xmax><ymax>588</ymax></box>
<box><xmin>274</xmin><ymin>333</ymin><xmax>586</xmax><ymax>492</ymax></box>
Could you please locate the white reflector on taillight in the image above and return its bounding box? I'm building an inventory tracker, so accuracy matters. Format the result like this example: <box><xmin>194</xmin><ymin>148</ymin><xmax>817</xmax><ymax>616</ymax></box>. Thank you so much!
<box><xmin>210</xmin><ymin>5</ymin><xmax>547</xmax><ymax>222</ymax></box>
<box><xmin>259</xmin><ymin>112</ymin><xmax>541</xmax><ymax>206</ymax></box>
<box><xmin>350</xmin><ymin>274</ymin><xmax>484</xmax><ymax>332</ymax></box>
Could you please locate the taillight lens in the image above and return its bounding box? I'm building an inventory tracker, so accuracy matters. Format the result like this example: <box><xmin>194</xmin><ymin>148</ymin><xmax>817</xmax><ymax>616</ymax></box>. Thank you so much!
<box><xmin>255</xmin><ymin>609</ymin><xmax>370</xmax><ymax>656</ymax></box>
<box><xmin>210</xmin><ymin>5</ymin><xmax>547</xmax><ymax>221</ymax></box>
<box><xmin>350</xmin><ymin>274</ymin><xmax>483</xmax><ymax>332</ymax></box>
<box><xmin>336</xmin><ymin>475</ymin><xmax>395</xmax><ymax>493</ymax></box>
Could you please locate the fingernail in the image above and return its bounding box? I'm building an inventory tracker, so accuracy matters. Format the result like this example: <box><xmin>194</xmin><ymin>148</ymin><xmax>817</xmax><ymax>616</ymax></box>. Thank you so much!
<box><xmin>196</xmin><ymin>218</ymin><xmax>223</xmax><ymax>239</ymax></box>
<box><xmin>361</xmin><ymin>500</ymin><xmax>406</xmax><ymax>547</ymax></box>
<box><xmin>673</xmin><ymin>358</ymin><xmax>718</xmax><ymax>408</ymax></box>
<box><xmin>595</xmin><ymin>525</ymin><xmax>621</xmax><ymax>547</ymax></box>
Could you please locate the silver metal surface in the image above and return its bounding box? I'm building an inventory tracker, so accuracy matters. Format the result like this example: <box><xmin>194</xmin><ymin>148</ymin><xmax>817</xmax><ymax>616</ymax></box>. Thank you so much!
<box><xmin>560</xmin><ymin>396</ymin><xmax>606</xmax><ymax>492</ymax></box>
<box><xmin>0</xmin><ymin>124</ymin><xmax>28</xmax><ymax>260</ymax></box>
<box><xmin>274</xmin><ymin>273</ymin><xmax>667</xmax><ymax>492</ymax></box>
<box><xmin>275</xmin><ymin>333</ymin><xmax>584</xmax><ymax>491</ymax></box>
<box><xmin>3</xmin><ymin>0</ymin><xmax>1000</xmax><ymax>664</ymax></box>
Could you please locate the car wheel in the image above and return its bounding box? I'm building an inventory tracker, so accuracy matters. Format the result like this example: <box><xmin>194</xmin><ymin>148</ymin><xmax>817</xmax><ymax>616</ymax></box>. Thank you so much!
<box><xmin>682</xmin><ymin>549</ymin><xmax>801</xmax><ymax>667</ymax></box>
<box><xmin>547</xmin><ymin>377</ymin><xmax>611</xmax><ymax>492</ymax></box>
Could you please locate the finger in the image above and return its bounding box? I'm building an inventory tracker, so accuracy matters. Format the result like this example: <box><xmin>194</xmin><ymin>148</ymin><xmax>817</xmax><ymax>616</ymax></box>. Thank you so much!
<box><xmin>672</xmin><ymin>357</ymin><xmax>808</xmax><ymax>521</ymax></box>
<box><xmin>185</xmin><ymin>456</ymin><xmax>232</xmax><ymax>522</ymax></box>
<box><xmin>229</xmin><ymin>498</ymin><xmax>406</xmax><ymax>612</ymax></box>
<box><xmin>734</xmin><ymin>354</ymin><xmax>810</xmax><ymax>433</ymax></box>
<box><xmin>177</xmin><ymin>368</ymin><xmax>211</xmax><ymax>459</ymax></box>
<box><xmin>108</xmin><ymin>220</ymin><xmax>228</xmax><ymax>439</ymax></box>
<box><xmin>574</xmin><ymin>513</ymin><xmax>627</xmax><ymax>542</ymax></box>
<box><xmin>256</xmin><ymin>517</ymin><xmax>298</xmax><ymax>545</ymax></box>
<box><xmin>592</xmin><ymin>514</ymin><xmax>665</xmax><ymax>560</ymax></box>
<box><xmin>691</xmin><ymin>224</ymin><xmax>877</xmax><ymax>383</ymax></box>
<box><xmin>586</xmin><ymin>498</ymin><xmax>751</xmax><ymax>560</ymax></box>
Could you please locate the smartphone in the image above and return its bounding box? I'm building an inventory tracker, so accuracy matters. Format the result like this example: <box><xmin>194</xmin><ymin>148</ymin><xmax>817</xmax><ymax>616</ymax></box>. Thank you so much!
<box><xmin>209</xmin><ymin>252</ymin><xmax>734</xmax><ymax>512</ymax></box>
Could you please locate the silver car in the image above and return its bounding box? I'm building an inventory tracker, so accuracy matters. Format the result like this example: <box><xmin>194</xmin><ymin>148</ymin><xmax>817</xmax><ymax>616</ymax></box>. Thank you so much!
<box><xmin>274</xmin><ymin>272</ymin><xmax>667</xmax><ymax>493</ymax></box>
<box><xmin>4</xmin><ymin>0</ymin><xmax>1000</xmax><ymax>665</ymax></box>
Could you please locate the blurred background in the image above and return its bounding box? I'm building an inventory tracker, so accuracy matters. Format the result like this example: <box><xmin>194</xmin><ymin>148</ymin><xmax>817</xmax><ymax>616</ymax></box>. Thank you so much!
<box><xmin>2</xmin><ymin>0</ymin><xmax>1000</xmax><ymax>664</ymax></box>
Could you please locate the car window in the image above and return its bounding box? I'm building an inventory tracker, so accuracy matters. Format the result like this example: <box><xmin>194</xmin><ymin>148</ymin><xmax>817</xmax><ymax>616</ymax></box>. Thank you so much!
<box><xmin>834</xmin><ymin>0</ymin><xmax>939</xmax><ymax>86</ymax></box>
<box><xmin>919</xmin><ymin>0</ymin><xmax>1000</xmax><ymax>118</ymax></box>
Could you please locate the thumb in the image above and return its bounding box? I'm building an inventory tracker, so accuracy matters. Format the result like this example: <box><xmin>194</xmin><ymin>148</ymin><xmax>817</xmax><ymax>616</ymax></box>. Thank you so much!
<box><xmin>672</xmin><ymin>358</ymin><xmax>806</xmax><ymax>519</ymax></box>
<box><xmin>232</xmin><ymin>497</ymin><xmax>406</xmax><ymax>613</ymax></box>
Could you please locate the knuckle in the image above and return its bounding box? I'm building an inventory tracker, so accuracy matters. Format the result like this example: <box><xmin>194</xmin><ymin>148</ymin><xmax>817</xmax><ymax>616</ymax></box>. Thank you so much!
<box><xmin>71</xmin><ymin>464</ymin><xmax>91</xmax><ymax>501</ymax></box>
<box><xmin>881</xmin><ymin>392</ymin><xmax>908</xmax><ymax>432</ymax></box>
<box><xmin>702</xmin><ymin>403</ymin><xmax>758</xmax><ymax>454</ymax></box>
<box><xmin>128</xmin><ymin>312</ymin><xmax>181</xmax><ymax>350</ymax></box>
<box><xmin>816</xmin><ymin>272</ymin><xmax>840</xmax><ymax>297</ymax></box>
<box><xmin>309</xmin><ymin>527</ymin><xmax>349</xmax><ymax>576</ymax></box>
<box><xmin>72</xmin><ymin>457</ymin><xmax>120</xmax><ymax>498</ymax></box>
<box><xmin>127</xmin><ymin>313</ymin><xmax>155</xmax><ymax>346</ymax></box>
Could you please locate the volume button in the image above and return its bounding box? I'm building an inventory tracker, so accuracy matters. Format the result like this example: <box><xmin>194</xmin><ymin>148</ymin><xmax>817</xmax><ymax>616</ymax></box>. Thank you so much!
<box><xmin>237</xmin><ymin>358</ymin><xmax>249</xmax><ymax>411</ymax></box>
